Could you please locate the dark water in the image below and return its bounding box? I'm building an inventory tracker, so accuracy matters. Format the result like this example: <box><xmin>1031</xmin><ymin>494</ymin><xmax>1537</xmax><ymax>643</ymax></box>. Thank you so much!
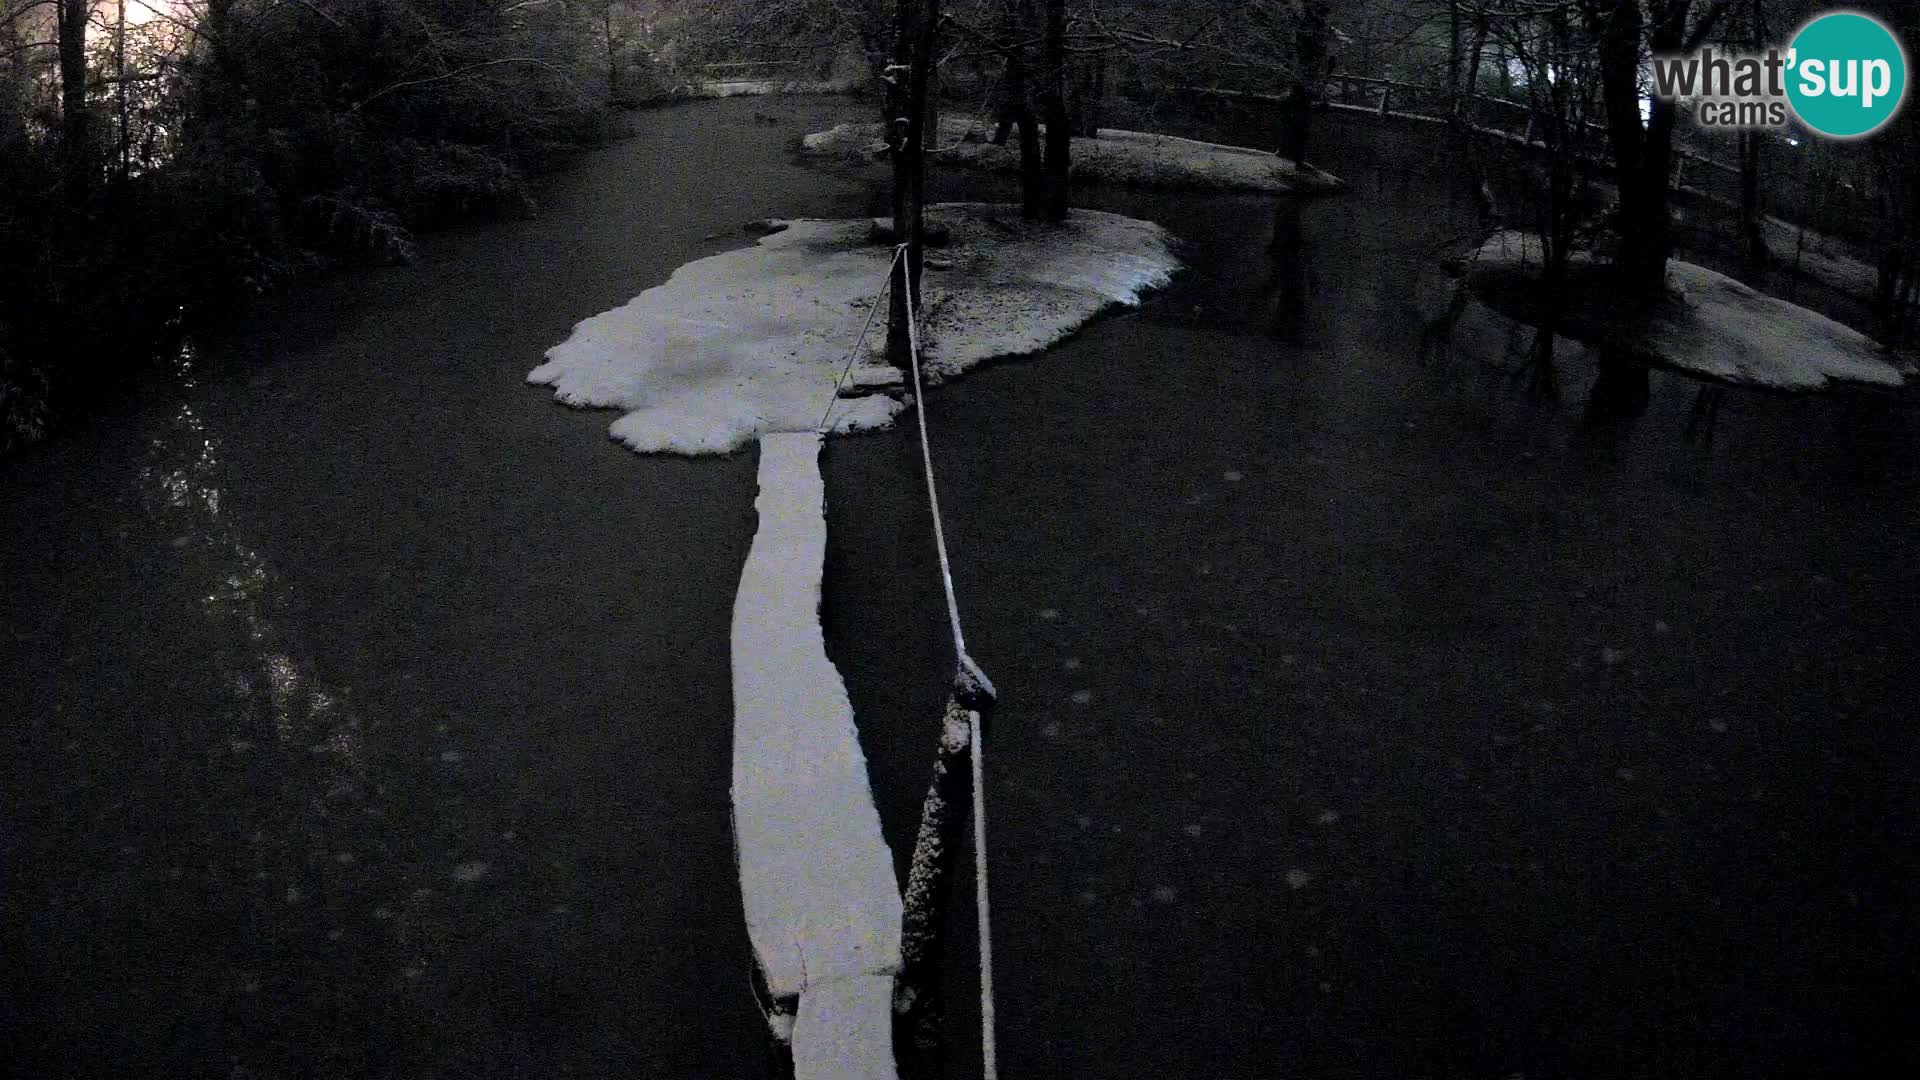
<box><xmin>4</xmin><ymin>96</ymin><xmax>1918</xmax><ymax>1079</ymax></box>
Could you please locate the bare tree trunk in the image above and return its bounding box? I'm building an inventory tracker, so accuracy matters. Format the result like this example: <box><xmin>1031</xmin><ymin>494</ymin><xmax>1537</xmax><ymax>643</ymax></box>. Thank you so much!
<box><xmin>115</xmin><ymin>0</ymin><xmax>129</xmax><ymax>178</ymax></box>
<box><xmin>1015</xmin><ymin>83</ymin><xmax>1042</xmax><ymax>217</ymax></box>
<box><xmin>1268</xmin><ymin>199</ymin><xmax>1307</xmax><ymax>343</ymax></box>
<box><xmin>991</xmin><ymin>48</ymin><xmax>1017</xmax><ymax>145</ymax></box>
<box><xmin>1277</xmin><ymin>2</ymin><xmax>1331</xmax><ymax>165</ymax></box>
<box><xmin>1871</xmin><ymin>160</ymin><xmax>1912</xmax><ymax>347</ymax></box>
<box><xmin>925</xmin><ymin>56</ymin><xmax>940</xmax><ymax>150</ymax></box>
<box><xmin>1593</xmin><ymin>0</ymin><xmax>1661</xmax><ymax>288</ymax></box>
<box><xmin>1517</xmin><ymin>8</ymin><xmax>1584</xmax><ymax>404</ymax></box>
<box><xmin>993</xmin><ymin>42</ymin><xmax>1044</xmax><ymax>216</ymax></box>
<box><xmin>888</xmin><ymin>0</ymin><xmax>941</xmax><ymax>371</ymax></box>
<box><xmin>1089</xmin><ymin>53</ymin><xmax>1106</xmax><ymax>135</ymax></box>
<box><xmin>1586</xmin><ymin>0</ymin><xmax>1720</xmax><ymax>420</ymax></box>
<box><xmin>1449</xmin><ymin>0</ymin><xmax>1462</xmax><ymax>99</ymax></box>
<box><xmin>604</xmin><ymin>5</ymin><xmax>620</xmax><ymax>101</ymax></box>
<box><xmin>1455</xmin><ymin>15</ymin><xmax>1488</xmax><ymax>126</ymax></box>
<box><xmin>57</xmin><ymin>0</ymin><xmax>91</xmax><ymax>204</ymax></box>
<box><xmin>1595</xmin><ymin>0</ymin><xmax>1723</xmax><ymax>290</ymax></box>
<box><xmin>1072</xmin><ymin>51</ymin><xmax>1105</xmax><ymax>137</ymax></box>
<box><xmin>1068</xmin><ymin>0</ymin><xmax>1105</xmax><ymax>140</ymax></box>
<box><xmin>1040</xmin><ymin>0</ymin><xmax>1070</xmax><ymax>221</ymax></box>
<box><xmin>1737</xmin><ymin>0</ymin><xmax>1769</xmax><ymax>267</ymax></box>
<box><xmin>1739</xmin><ymin>130</ymin><xmax>1768</xmax><ymax>266</ymax></box>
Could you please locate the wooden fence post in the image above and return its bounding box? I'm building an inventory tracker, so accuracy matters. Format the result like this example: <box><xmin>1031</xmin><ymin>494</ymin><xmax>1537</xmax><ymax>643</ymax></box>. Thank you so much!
<box><xmin>893</xmin><ymin>665</ymin><xmax>997</xmax><ymax>1080</ymax></box>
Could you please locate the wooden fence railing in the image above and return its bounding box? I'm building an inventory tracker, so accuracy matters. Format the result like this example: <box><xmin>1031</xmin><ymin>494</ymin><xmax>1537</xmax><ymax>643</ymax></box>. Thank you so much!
<box><xmin>1183</xmin><ymin>74</ymin><xmax>1741</xmax><ymax>193</ymax></box>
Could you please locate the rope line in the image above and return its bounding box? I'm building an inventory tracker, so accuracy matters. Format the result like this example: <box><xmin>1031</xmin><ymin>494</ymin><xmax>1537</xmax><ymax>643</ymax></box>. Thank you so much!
<box><xmin>899</xmin><ymin>247</ymin><xmax>969</xmax><ymax>662</ymax></box>
<box><xmin>969</xmin><ymin>706</ymin><xmax>998</xmax><ymax>1080</ymax></box>
<box><xmin>898</xmin><ymin>244</ymin><xmax>999</xmax><ymax>1080</ymax></box>
<box><xmin>817</xmin><ymin>246</ymin><xmax>908</xmax><ymax>435</ymax></box>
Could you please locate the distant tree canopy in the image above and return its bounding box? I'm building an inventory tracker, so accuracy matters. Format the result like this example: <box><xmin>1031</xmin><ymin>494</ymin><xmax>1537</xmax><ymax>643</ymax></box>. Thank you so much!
<box><xmin>0</xmin><ymin>0</ymin><xmax>663</xmax><ymax>452</ymax></box>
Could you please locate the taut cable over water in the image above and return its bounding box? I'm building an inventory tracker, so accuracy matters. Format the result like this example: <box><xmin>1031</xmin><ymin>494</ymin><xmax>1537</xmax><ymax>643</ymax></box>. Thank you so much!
<box><xmin>894</xmin><ymin>245</ymin><xmax>1000</xmax><ymax>1080</ymax></box>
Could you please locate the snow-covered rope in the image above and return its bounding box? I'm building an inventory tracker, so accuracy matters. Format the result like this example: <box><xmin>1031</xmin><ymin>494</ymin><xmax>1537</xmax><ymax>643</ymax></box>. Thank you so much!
<box><xmin>899</xmin><ymin>250</ymin><xmax>968</xmax><ymax>663</ymax></box>
<box><xmin>898</xmin><ymin>245</ymin><xmax>1000</xmax><ymax>1080</ymax></box>
<box><xmin>817</xmin><ymin>246</ymin><xmax>908</xmax><ymax>435</ymax></box>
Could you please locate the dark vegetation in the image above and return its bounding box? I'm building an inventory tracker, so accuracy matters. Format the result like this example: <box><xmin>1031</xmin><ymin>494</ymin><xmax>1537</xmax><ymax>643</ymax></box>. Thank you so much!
<box><xmin>1</xmin><ymin>0</ymin><xmax>673</xmax><ymax>454</ymax></box>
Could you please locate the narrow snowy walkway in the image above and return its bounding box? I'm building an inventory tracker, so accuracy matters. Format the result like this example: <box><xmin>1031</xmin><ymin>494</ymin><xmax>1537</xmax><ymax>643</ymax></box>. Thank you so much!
<box><xmin>731</xmin><ymin>431</ymin><xmax>902</xmax><ymax>1079</ymax></box>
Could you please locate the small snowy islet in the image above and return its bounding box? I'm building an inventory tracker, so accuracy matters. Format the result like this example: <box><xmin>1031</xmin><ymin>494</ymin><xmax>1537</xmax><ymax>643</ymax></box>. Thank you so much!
<box><xmin>528</xmin><ymin>203</ymin><xmax>1181</xmax><ymax>455</ymax></box>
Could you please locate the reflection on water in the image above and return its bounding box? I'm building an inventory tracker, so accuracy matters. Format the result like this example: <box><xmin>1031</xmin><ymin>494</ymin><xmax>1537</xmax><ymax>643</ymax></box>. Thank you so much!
<box><xmin>135</xmin><ymin>343</ymin><xmax>369</xmax><ymax>807</ymax></box>
<box><xmin>1267</xmin><ymin>199</ymin><xmax>1309</xmax><ymax>344</ymax></box>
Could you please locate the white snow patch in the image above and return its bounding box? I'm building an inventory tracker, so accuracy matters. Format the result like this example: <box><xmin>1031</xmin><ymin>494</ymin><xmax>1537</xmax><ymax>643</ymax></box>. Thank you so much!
<box><xmin>731</xmin><ymin>433</ymin><xmax>901</xmax><ymax>1007</ymax></box>
<box><xmin>687</xmin><ymin>78</ymin><xmax>856</xmax><ymax>99</ymax></box>
<box><xmin>530</xmin><ymin>204</ymin><xmax>1179</xmax><ymax>455</ymax></box>
<box><xmin>1468</xmin><ymin>231</ymin><xmax>1906</xmax><ymax>393</ymax></box>
<box><xmin>1760</xmin><ymin>216</ymin><xmax>1880</xmax><ymax>299</ymax></box>
<box><xmin>804</xmin><ymin>119</ymin><xmax>1346</xmax><ymax>195</ymax></box>
<box><xmin>452</xmin><ymin>860</ymin><xmax>489</xmax><ymax>882</ymax></box>
<box><xmin>790</xmin><ymin>974</ymin><xmax>899</xmax><ymax>1080</ymax></box>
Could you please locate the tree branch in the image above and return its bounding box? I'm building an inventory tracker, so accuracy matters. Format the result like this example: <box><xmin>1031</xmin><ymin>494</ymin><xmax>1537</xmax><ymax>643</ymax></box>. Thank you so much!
<box><xmin>351</xmin><ymin>56</ymin><xmax>573</xmax><ymax>112</ymax></box>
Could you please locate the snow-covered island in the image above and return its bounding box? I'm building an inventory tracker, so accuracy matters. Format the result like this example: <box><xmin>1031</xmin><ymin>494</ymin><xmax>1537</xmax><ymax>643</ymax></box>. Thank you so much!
<box><xmin>528</xmin><ymin>202</ymin><xmax>1181</xmax><ymax>455</ymax></box>
<box><xmin>802</xmin><ymin>118</ymin><xmax>1345</xmax><ymax>196</ymax></box>
<box><xmin>1456</xmin><ymin>231</ymin><xmax>1908</xmax><ymax>393</ymax></box>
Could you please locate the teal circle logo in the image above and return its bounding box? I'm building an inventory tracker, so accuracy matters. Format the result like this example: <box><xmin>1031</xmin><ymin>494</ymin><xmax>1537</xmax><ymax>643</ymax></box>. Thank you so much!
<box><xmin>1785</xmin><ymin>11</ymin><xmax>1908</xmax><ymax>138</ymax></box>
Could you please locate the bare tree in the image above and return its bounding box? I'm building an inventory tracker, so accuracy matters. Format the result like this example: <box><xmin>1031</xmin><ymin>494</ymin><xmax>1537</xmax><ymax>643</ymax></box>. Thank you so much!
<box><xmin>1091</xmin><ymin>1</ymin><xmax>1337</xmax><ymax>164</ymax></box>
<box><xmin>56</xmin><ymin>0</ymin><xmax>90</xmax><ymax>201</ymax></box>
<box><xmin>1580</xmin><ymin>0</ymin><xmax>1728</xmax><ymax>420</ymax></box>
<box><xmin>956</xmin><ymin>0</ymin><xmax>1044</xmax><ymax>215</ymax></box>
<box><xmin>1583</xmin><ymin>0</ymin><xmax>1728</xmax><ymax>289</ymax></box>
<box><xmin>1039</xmin><ymin>0</ymin><xmax>1067</xmax><ymax>217</ymax></box>
<box><xmin>1502</xmin><ymin>2</ymin><xmax>1603</xmax><ymax>402</ymax></box>
<box><xmin>886</xmin><ymin>0</ymin><xmax>940</xmax><ymax>367</ymax></box>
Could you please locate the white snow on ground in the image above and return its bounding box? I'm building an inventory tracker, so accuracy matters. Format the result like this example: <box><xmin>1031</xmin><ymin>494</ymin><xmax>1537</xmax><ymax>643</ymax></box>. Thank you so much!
<box><xmin>1759</xmin><ymin>215</ymin><xmax>1881</xmax><ymax>300</ymax></box>
<box><xmin>791</xmin><ymin>975</ymin><xmax>899</xmax><ymax>1080</ymax></box>
<box><xmin>1467</xmin><ymin>231</ymin><xmax>1906</xmax><ymax>392</ymax></box>
<box><xmin>731</xmin><ymin>432</ymin><xmax>900</xmax><ymax>1078</ymax></box>
<box><xmin>802</xmin><ymin>118</ymin><xmax>1345</xmax><ymax>195</ymax></box>
<box><xmin>528</xmin><ymin>202</ymin><xmax>1180</xmax><ymax>455</ymax></box>
<box><xmin>687</xmin><ymin>79</ymin><xmax>857</xmax><ymax>98</ymax></box>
